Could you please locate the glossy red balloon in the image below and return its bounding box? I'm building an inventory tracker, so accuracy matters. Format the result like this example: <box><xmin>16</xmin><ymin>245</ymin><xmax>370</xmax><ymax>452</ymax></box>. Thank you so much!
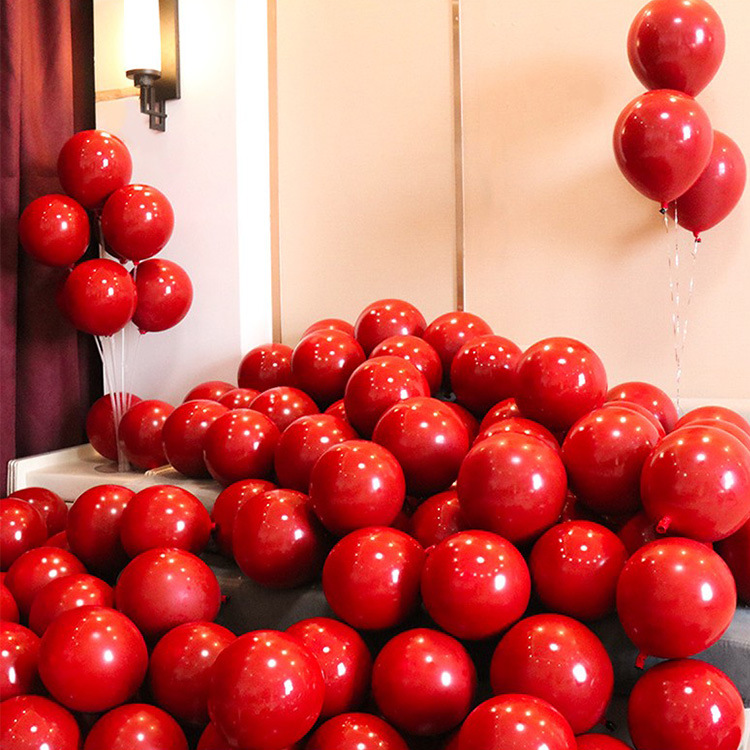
<box><xmin>372</xmin><ymin>628</ymin><xmax>476</xmax><ymax>736</ymax></box>
<box><xmin>576</xmin><ymin>735</ymin><xmax>633</xmax><ymax>750</ymax></box>
<box><xmin>211</xmin><ymin>478</ymin><xmax>277</xmax><ymax>557</ymax></box>
<box><xmin>218</xmin><ymin>387</ymin><xmax>261</xmax><ymax>409</ymax></box>
<box><xmin>354</xmin><ymin>299</ymin><xmax>427</xmax><ymax>355</ymax></box>
<box><xmin>606</xmin><ymin>380</ymin><xmax>677</xmax><ymax>433</ymax></box>
<box><xmin>617</xmin><ymin>511</ymin><xmax>660</xmax><ymax>555</ymax></box>
<box><xmin>420</xmin><ymin>530</ymin><xmax>530</xmax><ymax>640</ymax></box>
<box><xmin>233</xmin><ymin>489</ymin><xmax>327</xmax><ymax>587</ymax></box>
<box><xmin>67</xmin><ymin>484</ymin><xmax>134</xmax><ymax>574</ymax></box>
<box><xmin>162</xmin><ymin>399</ymin><xmax>229</xmax><ymax>477</ymax></box>
<box><xmin>57</xmin><ymin>130</ymin><xmax>132</xmax><ymax>208</ymax></box>
<box><xmin>85</xmin><ymin>393</ymin><xmax>141</xmax><ymax>461</ymax></box>
<box><xmin>118</xmin><ymin>398</ymin><xmax>174</xmax><ymax>469</ymax></box>
<box><xmin>687</xmin><ymin>418</ymin><xmax>750</xmax><ymax>455</ymax></box>
<box><xmin>459</xmin><ymin>694</ymin><xmax>576</xmax><ymax>750</ymax></box>
<box><xmin>38</xmin><ymin>605</ymin><xmax>147</xmax><ymax>712</ymax></box>
<box><xmin>324</xmin><ymin>398</ymin><xmax>350</xmax><ymax>423</ymax></box>
<box><xmin>530</xmin><ymin>521</ymin><xmax>628</xmax><ymax>621</ymax></box>
<box><xmin>1</xmin><ymin>583</ymin><xmax>20</xmax><ymax>622</ymax></box>
<box><xmin>410</xmin><ymin>489</ymin><xmax>466</xmax><ymax>548</ymax></box>
<box><xmin>371</xmin><ymin>334</ymin><xmax>443</xmax><ymax>395</ymax></box>
<box><xmin>562</xmin><ymin>406</ymin><xmax>661</xmax><ymax>516</ymax></box>
<box><xmin>286</xmin><ymin>617</ymin><xmax>372</xmax><ymax>718</ymax></box>
<box><xmin>59</xmin><ymin>258</ymin><xmax>137</xmax><ymax>336</ymax></box>
<box><xmin>208</xmin><ymin>630</ymin><xmax>325</xmax><ymax>750</ymax></box>
<box><xmin>479</xmin><ymin>397</ymin><xmax>523</xmax><ymax>430</ymax></box>
<box><xmin>309</xmin><ymin>441</ymin><xmax>405</xmax><ymax>535</ymax></box>
<box><xmin>5</xmin><ymin>546</ymin><xmax>86</xmax><ymax>619</ymax></box>
<box><xmin>450</xmin><ymin>334</ymin><xmax>521</xmax><ymax>416</ymax></box>
<box><xmin>715</xmin><ymin>518</ymin><xmax>750</xmax><ymax>604</ymax></box>
<box><xmin>198</xmin><ymin>723</ymin><xmax>234</xmax><ymax>750</ymax></box>
<box><xmin>203</xmin><ymin>409</ymin><xmax>280</xmax><ymax>485</ymax></box>
<box><xmin>28</xmin><ymin>573</ymin><xmax>113</xmax><ymax>636</ymax></box>
<box><xmin>457</xmin><ymin>432</ymin><xmax>567</xmax><ymax>545</ymax></box>
<box><xmin>641</xmin><ymin>424</ymin><xmax>750</xmax><ymax>541</ymax></box>
<box><xmin>475</xmin><ymin>416</ymin><xmax>560</xmax><ymax>454</ymax></box>
<box><xmin>115</xmin><ymin>548</ymin><xmax>221</xmax><ymax>641</ymax></box>
<box><xmin>274</xmin><ymin>414</ymin><xmax>357</xmax><ymax>492</ymax></box>
<box><xmin>628</xmin><ymin>0</ymin><xmax>725</xmax><ymax>96</ymax></box>
<box><xmin>0</xmin><ymin>695</ymin><xmax>81</xmax><ymax>750</ymax></box>
<box><xmin>422</xmin><ymin>311</ymin><xmax>493</xmax><ymax>374</ymax></box>
<box><xmin>84</xmin><ymin>703</ymin><xmax>188</xmax><ymax>750</ymax></box>
<box><xmin>599</xmin><ymin>400</ymin><xmax>666</xmax><ymax>439</ymax></box>
<box><xmin>303</xmin><ymin>318</ymin><xmax>356</xmax><ymax>338</ymax></box>
<box><xmin>250</xmin><ymin>386</ymin><xmax>319</xmax><ymax>433</ymax></box>
<box><xmin>307</xmin><ymin>713</ymin><xmax>408</xmax><ymax>750</ymax></box>
<box><xmin>616</xmin><ymin>538</ymin><xmax>736</xmax><ymax>659</ymax></box>
<box><xmin>516</xmin><ymin>337</ymin><xmax>608</xmax><ymax>433</ymax></box>
<box><xmin>490</xmin><ymin>614</ymin><xmax>614</xmax><ymax>734</ymax></box>
<box><xmin>344</xmin><ymin>356</ymin><xmax>430</xmax><ymax>437</ymax></box>
<box><xmin>0</xmin><ymin>622</ymin><xmax>40</xmax><ymax>700</ymax></box>
<box><xmin>675</xmin><ymin>404</ymin><xmax>750</xmax><ymax>435</ymax></box>
<box><xmin>613</xmin><ymin>90</ymin><xmax>713</xmax><ymax>206</ymax></box>
<box><xmin>444</xmin><ymin>401</ymin><xmax>480</xmax><ymax>442</ymax></box>
<box><xmin>18</xmin><ymin>194</ymin><xmax>89</xmax><ymax>267</ymax></box>
<box><xmin>184</xmin><ymin>380</ymin><xmax>235</xmax><ymax>402</ymax></box>
<box><xmin>119</xmin><ymin>485</ymin><xmax>212</xmax><ymax>557</ymax></box>
<box><xmin>323</xmin><ymin>527</ymin><xmax>425</xmax><ymax>630</ymax></box>
<box><xmin>628</xmin><ymin>659</ymin><xmax>744</xmax><ymax>750</ymax></box>
<box><xmin>132</xmin><ymin>258</ymin><xmax>193</xmax><ymax>332</ymax></box>
<box><xmin>238</xmin><ymin>343</ymin><xmax>294</xmax><ymax>391</ymax></box>
<box><xmin>100</xmin><ymin>184</ymin><xmax>174</xmax><ymax>261</ymax></box>
<box><xmin>7</xmin><ymin>489</ymin><xmax>67</xmax><ymax>537</ymax></box>
<box><xmin>148</xmin><ymin>621</ymin><xmax>236</xmax><ymax>724</ymax></box>
<box><xmin>0</xmin><ymin>498</ymin><xmax>47</xmax><ymax>570</ymax></box>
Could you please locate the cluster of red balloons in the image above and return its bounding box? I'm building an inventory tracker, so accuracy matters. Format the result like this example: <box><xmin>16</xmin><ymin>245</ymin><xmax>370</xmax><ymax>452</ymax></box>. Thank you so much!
<box><xmin>614</xmin><ymin>0</ymin><xmax>746</xmax><ymax>238</ymax></box>
<box><xmin>18</xmin><ymin>129</ymin><xmax>193</xmax><ymax>336</ymax></box>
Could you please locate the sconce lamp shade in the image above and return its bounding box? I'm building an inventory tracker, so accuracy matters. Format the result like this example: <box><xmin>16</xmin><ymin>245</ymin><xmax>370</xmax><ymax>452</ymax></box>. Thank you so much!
<box><xmin>124</xmin><ymin>0</ymin><xmax>162</xmax><ymax>74</ymax></box>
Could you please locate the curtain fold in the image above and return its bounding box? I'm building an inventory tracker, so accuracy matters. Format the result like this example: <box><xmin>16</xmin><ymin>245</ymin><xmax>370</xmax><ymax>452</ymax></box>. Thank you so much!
<box><xmin>0</xmin><ymin>0</ymin><xmax>99</xmax><ymax>491</ymax></box>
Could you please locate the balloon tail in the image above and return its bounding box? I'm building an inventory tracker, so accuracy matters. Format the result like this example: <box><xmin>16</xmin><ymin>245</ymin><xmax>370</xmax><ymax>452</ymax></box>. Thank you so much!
<box><xmin>635</xmin><ymin>652</ymin><xmax>647</xmax><ymax>670</ymax></box>
<box><xmin>656</xmin><ymin>516</ymin><xmax>671</xmax><ymax>534</ymax></box>
<box><xmin>666</xmin><ymin>206</ymin><xmax>682</xmax><ymax>413</ymax></box>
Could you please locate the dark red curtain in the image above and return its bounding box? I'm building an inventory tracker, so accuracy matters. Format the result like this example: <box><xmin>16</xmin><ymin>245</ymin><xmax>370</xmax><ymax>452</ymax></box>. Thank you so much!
<box><xmin>0</xmin><ymin>0</ymin><xmax>100</xmax><ymax>490</ymax></box>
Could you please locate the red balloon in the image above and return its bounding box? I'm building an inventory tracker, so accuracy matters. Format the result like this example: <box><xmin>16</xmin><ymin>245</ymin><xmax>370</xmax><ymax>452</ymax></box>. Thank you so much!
<box><xmin>617</xmin><ymin>511</ymin><xmax>662</xmax><ymax>555</ymax></box>
<box><xmin>85</xmin><ymin>393</ymin><xmax>141</xmax><ymax>461</ymax></box>
<box><xmin>101</xmin><ymin>184</ymin><xmax>174</xmax><ymax>261</ymax></box>
<box><xmin>479</xmin><ymin>397</ymin><xmax>523</xmax><ymax>431</ymax></box>
<box><xmin>218</xmin><ymin>387</ymin><xmax>261</xmax><ymax>409</ymax></box>
<box><xmin>562</xmin><ymin>406</ymin><xmax>661</xmax><ymax>516</ymax></box>
<box><xmin>0</xmin><ymin>498</ymin><xmax>47</xmax><ymax>570</ymax></box>
<box><xmin>324</xmin><ymin>398</ymin><xmax>350</xmax><ymax>423</ymax></box>
<box><xmin>688</xmin><ymin>418</ymin><xmax>750</xmax><ymax>454</ymax></box>
<box><xmin>443</xmin><ymin>401</ymin><xmax>480</xmax><ymax>442</ymax></box>
<box><xmin>613</xmin><ymin>90</ymin><xmax>713</xmax><ymax>207</ymax></box>
<box><xmin>249</xmin><ymin>386</ymin><xmax>320</xmax><ymax>433</ymax></box>
<box><xmin>84</xmin><ymin>703</ymin><xmax>188</xmax><ymax>750</ymax></box>
<box><xmin>627</xmin><ymin>0</ymin><xmax>725</xmax><ymax>96</ymax></box>
<box><xmin>28</xmin><ymin>573</ymin><xmax>113</xmax><ymax>636</ymax></box>
<box><xmin>211</xmin><ymin>478</ymin><xmax>277</xmax><ymax>557</ymax></box>
<box><xmin>115</xmin><ymin>548</ymin><xmax>221</xmax><ymax>641</ymax></box>
<box><xmin>303</xmin><ymin>318</ymin><xmax>356</xmax><ymax>338</ymax></box>
<box><xmin>516</xmin><ymin>337</ymin><xmax>608</xmax><ymax>433</ymax></box>
<box><xmin>0</xmin><ymin>622</ymin><xmax>40</xmax><ymax>701</ymax></box>
<box><xmin>628</xmin><ymin>659</ymin><xmax>744</xmax><ymax>750</ymax></box>
<box><xmin>1</xmin><ymin>583</ymin><xmax>19</xmax><ymax>622</ymax></box>
<box><xmin>675</xmin><ymin>404</ymin><xmax>750</xmax><ymax>435</ymax></box>
<box><xmin>420</xmin><ymin>530</ymin><xmax>530</xmax><ymax>640</ymax></box>
<box><xmin>198</xmin><ymin>723</ymin><xmax>234</xmax><ymax>750</ymax></box>
<box><xmin>66</xmin><ymin>484</ymin><xmax>134</xmax><ymax>574</ymax></box>
<box><xmin>238</xmin><ymin>343</ymin><xmax>294</xmax><ymax>391</ymax></box>
<box><xmin>44</xmin><ymin>531</ymin><xmax>70</xmax><ymax>551</ymax></box>
<box><xmin>132</xmin><ymin>258</ymin><xmax>193</xmax><ymax>332</ymax></box>
<box><xmin>599</xmin><ymin>400</ymin><xmax>666</xmax><ymax>438</ymax></box>
<box><xmin>715</xmin><ymin>518</ymin><xmax>750</xmax><ymax>604</ymax></box>
<box><xmin>490</xmin><ymin>614</ymin><xmax>614</xmax><ymax>734</ymax></box>
<box><xmin>309</xmin><ymin>441</ymin><xmax>405</xmax><ymax>535</ymax></box>
<box><xmin>38</xmin><ymin>605</ymin><xmax>147</xmax><ymax>712</ymax></box>
<box><xmin>616</xmin><ymin>538</ymin><xmax>736</xmax><ymax>659</ymax></box>
<box><xmin>422</xmin><ymin>311</ymin><xmax>493</xmax><ymax>372</ymax></box>
<box><xmin>57</xmin><ymin>130</ymin><xmax>132</xmax><ymax>209</ymax></box>
<box><xmin>576</xmin><ymin>735</ymin><xmax>633</xmax><ymax>750</ymax></box>
<box><xmin>322</xmin><ymin>527</ymin><xmax>425</xmax><ymax>630</ymax></box>
<box><xmin>286</xmin><ymin>617</ymin><xmax>372</xmax><ymax>719</ymax></box>
<box><xmin>475</xmin><ymin>416</ymin><xmax>561</xmax><ymax>455</ymax></box>
<box><xmin>203</xmin><ymin>409</ymin><xmax>280</xmax><ymax>485</ymax></box>
<box><xmin>641</xmin><ymin>424</ymin><xmax>750</xmax><ymax>541</ymax></box>
<box><xmin>371</xmin><ymin>334</ymin><xmax>443</xmax><ymax>395</ymax></box>
<box><xmin>119</xmin><ymin>398</ymin><xmax>174</xmax><ymax>469</ymax></box>
<box><xmin>530</xmin><ymin>521</ymin><xmax>628</xmax><ymax>621</ymax></box>
<box><xmin>148</xmin><ymin>621</ymin><xmax>236</xmax><ymax>725</ymax></box>
<box><xmin>162</xmin><ymin>399</ymin><xmax>229</xmax><ymax>477</ymax></box>
<box><xmin>18</xmin><ymin>194</ymin><xmax>89</xmax><ymax>267</ymax></box>
<box><xmin>232</xmin><ymin>489</ymin><xmax>327</xmax><ymax>588</ymax></box>
<box><xmin>457</xmin><ymin>432</ymin><xmax>567</xmax><ymax>545</ymax></box>
<box><xmin>306</xmin><ymin>713</ymin><xmax>408</xmax><ymax>750</ymax></box>
<box><xmin>410</xmin><ymin>489</ymin><xmax>467</xmax><ymax>548</ymax></box>
<box><xmin>274</xmin><ymin>414</ymin><xmax>357</xmax><ymax>492</ymax></box>
<box><xmin>606</xmin><ymin>380</ymin><xmax>678</xmax><ymax>433</ymax></box>
<box><xmin>119</xmin><ymin>485</ymin><xmax>212</xmax><ymax>557</ymax></box>
<box><xmin>372</xmin><ymin>628</ymin><xmax>476</xmax><ymax>736</ymax></box>
<box><xmin>353</xmin><ymin>299</ymin><xmax>427</xmax><ymax>355</ymax></box>
<box><xmin>459</xmin><ymin>694</ymin><xmax>576</xmax><ymax>750</ymax></box>
<box><xmin>450</xmin><ymin>334</ymin><xmax>522</xmax><ymax>416</ymax></box>
<box><xmin>5</xmin><ymin>546</ymin><xmax>86</xmax><ymax>619</ymax></box>
<box><xmin>58</xmin><ymin>258</ymin><xmax>137</xmax><ymax>336</ymax></box>
<box><xmin>208</xmin><ymin>630</ymin><xmax>325</xmax><ymax>750</ymax></box>
<box><xmin>0</xmin><ymin>695</ymin><xmax>81</xmax><ymax>750</ymax></box>
<box><xmin>184</xmin><ymin>380</ymin><xmax>235</xmax><ymax>402</ymax></box>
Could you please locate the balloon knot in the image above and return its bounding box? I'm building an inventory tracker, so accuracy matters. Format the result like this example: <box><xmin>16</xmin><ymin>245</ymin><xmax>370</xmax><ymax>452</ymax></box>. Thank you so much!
<box><xmin>656</xmin><ymin>516</ymin><xmax>671</xmax><ymax>534</ymax></box>
<box><xmin>659</xmin><ymin>204</ymin><xmax>668</xmax><ymax>215</ymax></box>
<box><xmin>210</xmin><ymin>522</ymin><xmax>218</xmax><ymax>534</ymax></box>
<box><xmin>635</xmin><ymin>652</ymin><xmax>647</xmax><ymax>670</ymax></box>
<box><xmin>137</xmin><ymin>328</ymin><xmax>148</xmax><ymax>336</ymax></box>
<box><xmin>694</xmin><ymin>233</ymin><xmax>702</xmax><ymax>243</ymax></box>
<box><xmin>221</xmin><ymin>594</ymin><xmax>230</xmax><ymax>605</ymax></box>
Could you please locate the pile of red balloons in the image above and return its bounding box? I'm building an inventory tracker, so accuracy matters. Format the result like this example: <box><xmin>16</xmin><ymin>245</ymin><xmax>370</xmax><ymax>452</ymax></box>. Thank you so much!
<box><xmin>614</xmin><ymin>0</ymin><xmax>746</xmax><ymax>238</ymax></box>
<box><xmin>18</xmin><ymin>129</ymin><xmax>193</xmax><ymax>336</ymax></box>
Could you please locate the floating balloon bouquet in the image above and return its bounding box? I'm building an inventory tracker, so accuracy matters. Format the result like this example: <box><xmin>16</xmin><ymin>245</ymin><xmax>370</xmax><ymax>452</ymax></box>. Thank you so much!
<box><xmin>18</xmin><ymin>131</ymin><xmax>193</xmax><ymax>469</ymax></box>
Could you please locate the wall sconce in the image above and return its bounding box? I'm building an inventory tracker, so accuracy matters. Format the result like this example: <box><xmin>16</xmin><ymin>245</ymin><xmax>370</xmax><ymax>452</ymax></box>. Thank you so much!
<box><xmin>124</xmin><ymin>0</ymin><xmax>180</xmax><ymax>131</ymax></box>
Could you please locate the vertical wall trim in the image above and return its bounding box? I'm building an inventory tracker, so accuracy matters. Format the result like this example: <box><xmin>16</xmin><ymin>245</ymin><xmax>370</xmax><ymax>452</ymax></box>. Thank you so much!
<box><xmin>268</xmin><ymin>0</ymin><xmax>282</xmax><ymax>343</ymax></box>
<box><xmin>451</xmin><ymin>0</ymin><xmax>465</xmax><ymax>311</ymax></box>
